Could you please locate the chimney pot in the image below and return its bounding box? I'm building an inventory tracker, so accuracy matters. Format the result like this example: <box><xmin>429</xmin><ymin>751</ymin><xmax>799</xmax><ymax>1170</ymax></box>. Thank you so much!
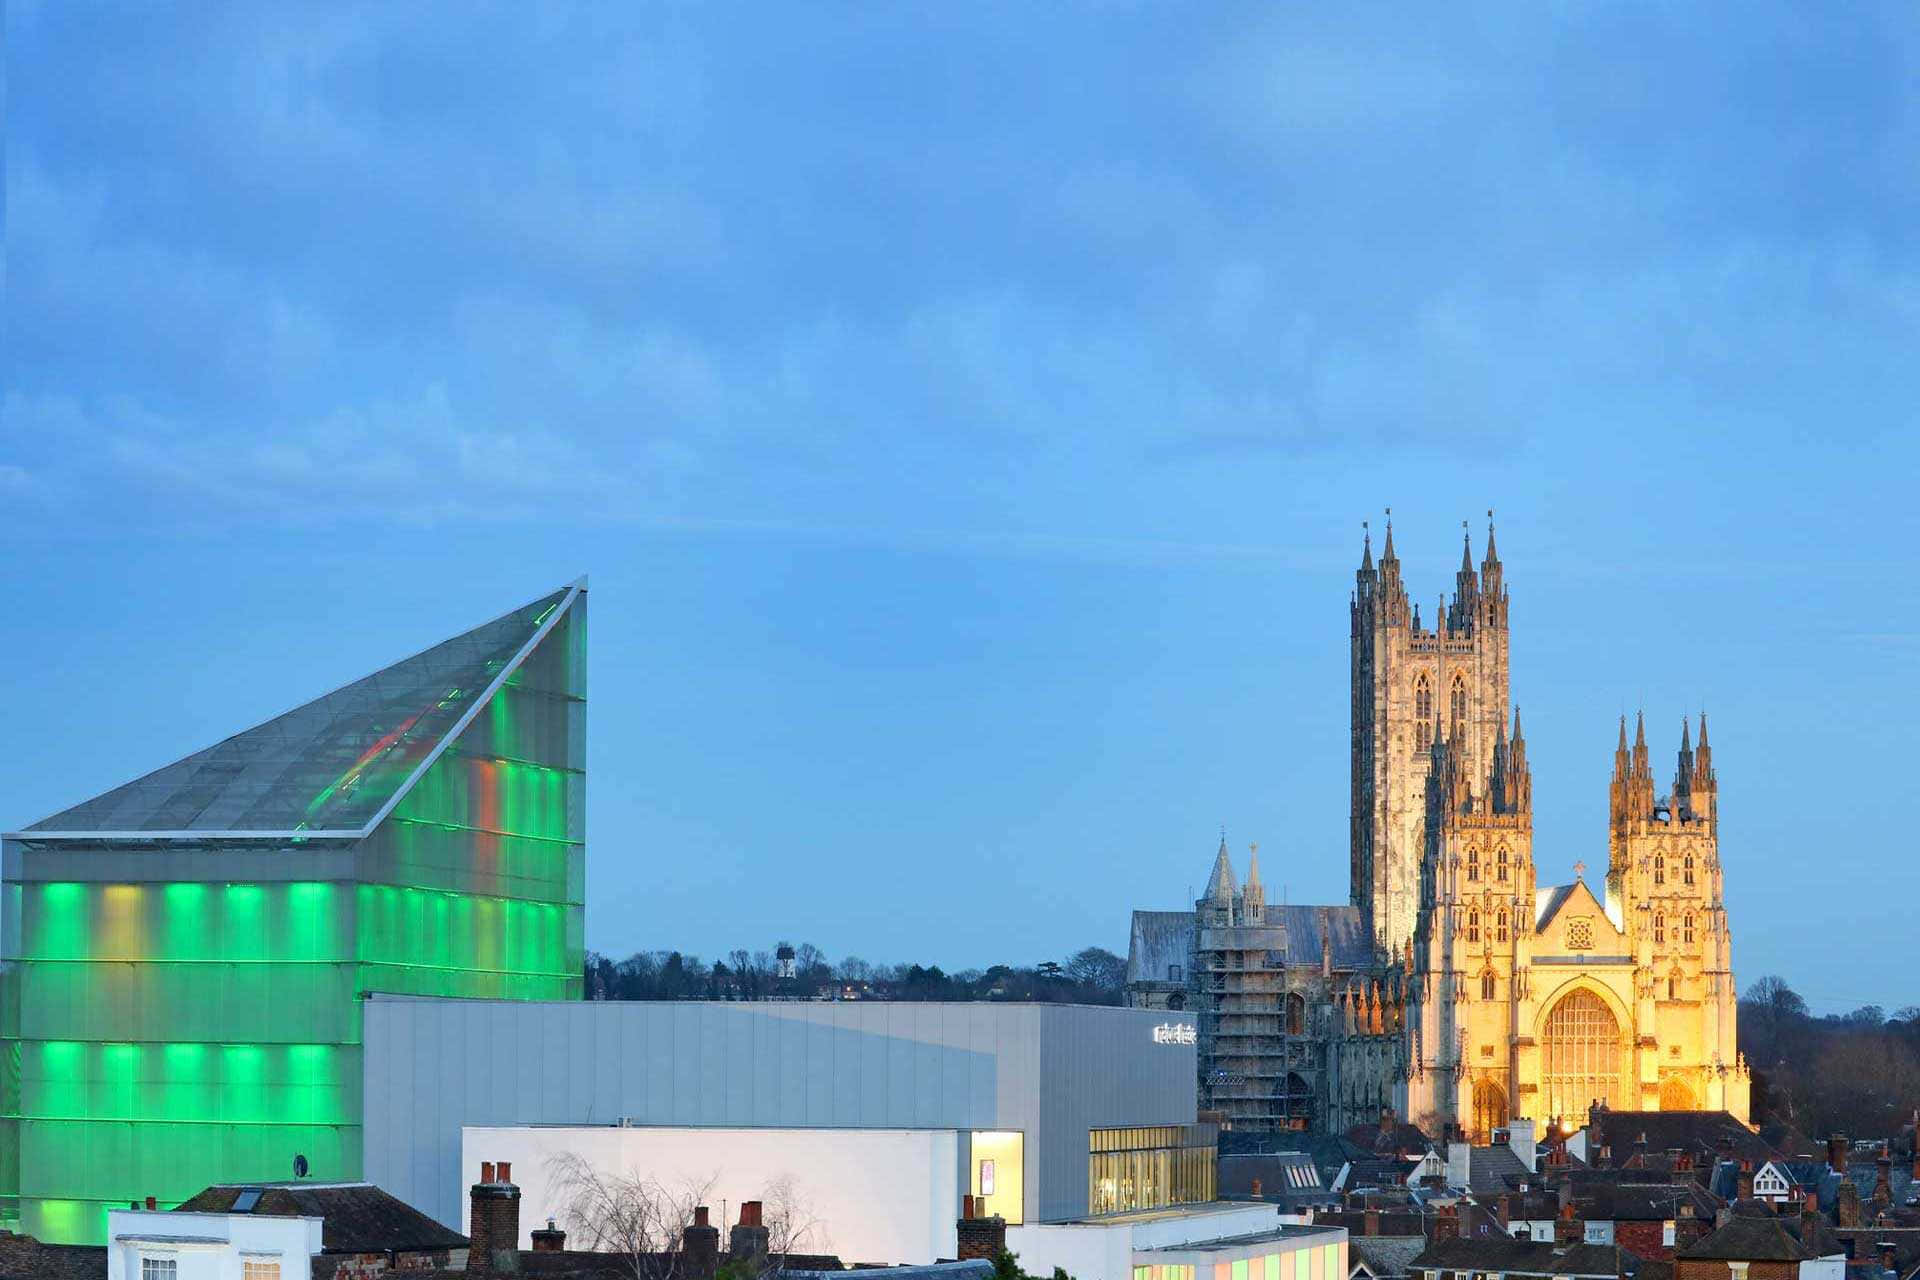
<box><xmin>498</xmin><ymin>1161</ymin><xmax>512</xmax><ymax>1184</ymax></box>
<box><xmin>482</xmin><ymin>1161</ymin><xmax>496</xmax><ymax>1184</ymax></box>
<box><xmin>145</xmin><ymin>1196</ymin><xmax>156</xmax><ymax>1211</ymax></box>
<box><xmin>695</xmin><ymin>1206</ymin><xmax>710</xmax><ymax>1228</ymax></box>
<box><xmin>963</xmin><ymin>1194</ymin><xmax>976</xmax><ymax>1219</ymax></box>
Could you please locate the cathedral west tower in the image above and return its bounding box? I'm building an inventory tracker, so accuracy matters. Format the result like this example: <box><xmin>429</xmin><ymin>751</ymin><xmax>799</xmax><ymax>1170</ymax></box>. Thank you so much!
<box><xmin>1352</xmin><ymin>515</ymin><xmax>1510</xmax><ymax>958</ymax></box>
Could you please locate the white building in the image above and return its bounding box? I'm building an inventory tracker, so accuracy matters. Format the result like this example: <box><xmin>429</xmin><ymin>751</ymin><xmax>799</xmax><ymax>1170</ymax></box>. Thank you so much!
<box><xmin>365</xmin><ymin>997</ymin><xmax>1214</xmax><ymax>1239</ymax></box>
<box><xmin>106</xmin><ymin>1205</ymin><xmax>321</xmax><ymax>1280</ymax></box>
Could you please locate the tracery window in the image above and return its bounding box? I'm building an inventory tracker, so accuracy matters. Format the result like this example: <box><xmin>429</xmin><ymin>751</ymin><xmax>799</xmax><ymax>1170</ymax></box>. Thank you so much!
<box><xmin>1467</xmin><ymin>848</ymin><xmax>1480</xmax><ymax>882</ymax></box>
<box><xmin>1481</xmin><ymin>970</ymin><xmax>1496</xmax><ymax>1000</ymax></box>
<box><xmin>1467</xmin><ymin>909</ymin><xmax>1480</xmax><ymax>943</ymax></box>
<box><xmin>1541</xmin><ymin>989</ymin><xmax>1624</xmax><ymax>1121</ymax></box>
<box><xmin>1497</xmin><ymin>848</ymin><xmax>1509</xmax><ymax>882</ymax></box>
<box><xmin>1566</xmin><ymin>917</ymin><xmax>1594</xmax><ymax>950</ymax></box>
<box><xmin>1653</xmin><ymin>855</ymin><xmax>1665</xmax><ymax>885</ymax></box>
<box><xmin>1683</xmin><ymin>854</ymin><xmax>1695</xmax><ymax>886</ymax></box>
<box><xmin>1285</xmin><ymin>991</ymin><xmax>1306</xmax><ymax>1036</ymax></box>
<box><xmin>1450</xmin><ymin>676</ymin><xmax>1467</xmax><ymax>742</ymax></box>
<box><xmin>1497</xmin><ymin>908</ymin><xmax>1509</xmax><ymax>942</ymax></box>
<box><xmin>1654</xmin><ymin>913</ymin><xmax>1665</xmax><ymax>944</ymax></box>
<box><xmin>1682</xmin><ymin>913</ymin><xmax>1695</xmax><ymax>945</ymax></box>
<box><xmin>1415</xmin><ymin>676</ymin><xmax>1433</xmax><ymax>752</ymax></box>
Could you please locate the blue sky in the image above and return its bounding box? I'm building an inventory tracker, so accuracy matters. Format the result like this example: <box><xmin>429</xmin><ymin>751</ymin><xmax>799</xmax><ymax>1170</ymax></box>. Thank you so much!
<box><xmin>5</xmin><ymin>3</ymin><xmax>1916</xmax><ymax>1013</ymax></box>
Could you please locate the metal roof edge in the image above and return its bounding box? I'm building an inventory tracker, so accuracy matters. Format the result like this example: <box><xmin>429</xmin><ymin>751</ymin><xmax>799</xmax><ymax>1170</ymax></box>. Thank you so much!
<box><xmin>350</xmin><ymin>578</ymin><xmax>584</xmax><ymax>840</ymax></box>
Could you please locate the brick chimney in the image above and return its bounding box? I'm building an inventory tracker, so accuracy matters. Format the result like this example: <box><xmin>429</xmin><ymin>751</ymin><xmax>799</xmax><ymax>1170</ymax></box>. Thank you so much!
<box><xmin>1872</xmin><ymin>1155</ymin><xmax>1892</xmax><ymax>1204</ymax></box>
<box><xmin>730</xmin><ymin>1201</ymin><xmax>770</xmax><ymax>1265</ymax></box>
<box><xmin>469</xmin><ymin>1162</ymin><xmax>522</xmax><ymax>1275</ymax></box>
<box><xmin>1364</xmin><ymin>1207</ymin><xmax>1381</xmax><ymax>1237</ymax></box>
<box><xmin>1829</xmin><ymin>1136</ymin><xmax>1849</xmax><ymax>1173</ymax></box>
<box><xmin>1879</xmin><ymin>1242</ymin><xmax>1898</xmax><ymax>1272</ymax></box>
<box><xmin>1836</xmin><ymin>1179</ymin><xmax>1861</xmax><ymax>1228</ymax></box>
<box><xmin>684</xmin><ymin>1205</ymin><xmax>720</xmax><ymax>1280</ymax></box>
<box><xmin>1736</xmin><ymin>1166</ymin><xmax>1755</xmax><ymax>1201</ymax></box>
<box><xmin>1431</xmin><ymin>1202</ymin><xmax>1460</xmax><ymax>1243</ymax></box>
<box><xmin>957</xmin><ymin>1199</ymin><xmax>1008</xmax><ymax>1262</ymax></box>
<box><xmin>531</xmin><ymin>1219</ymin><xmax>567</xmax><ymax>1252</ymax></box>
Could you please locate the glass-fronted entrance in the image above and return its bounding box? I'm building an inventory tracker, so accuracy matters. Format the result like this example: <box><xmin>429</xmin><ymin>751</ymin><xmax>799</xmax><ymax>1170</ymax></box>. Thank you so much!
<box><xmin>1088</xmin><ymin>1124</ymin><xmax>1217</xmax><ymax>1215</ymax></box>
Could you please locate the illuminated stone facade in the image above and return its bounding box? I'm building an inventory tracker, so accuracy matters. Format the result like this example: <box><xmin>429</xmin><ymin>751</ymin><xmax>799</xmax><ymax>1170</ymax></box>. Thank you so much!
<box><xmin>1129</xmin><ymin>523</ymin><xmax>1750</xmax><ymax>1136</ymax></box>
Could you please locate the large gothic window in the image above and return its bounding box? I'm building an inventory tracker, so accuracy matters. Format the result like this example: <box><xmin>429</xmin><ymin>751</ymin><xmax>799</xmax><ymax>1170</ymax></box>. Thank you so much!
<box><xmin>1415</xmin><ymin>676</ymin><xmax>1433</xmax><ymax>752</ymax></box>
<box><xmin>1541</xmin><ymin>989</ymin><xmax>1624</xmax><ymax>1123</ymax></box>
<box><xmin>1449</xmin><ymin>676</ymin><xmax>1467</xmax><ymax>742</ymax></box>
<box><xmin>1472</xmin><ymin>1079</ymin><xmax>1507</xmax><ymax>1143</ymax></box>
<box><xmin>1659</xmin><ymin>1077</ymin><xmax>1696</xmax><ymax>1110</ymax></box>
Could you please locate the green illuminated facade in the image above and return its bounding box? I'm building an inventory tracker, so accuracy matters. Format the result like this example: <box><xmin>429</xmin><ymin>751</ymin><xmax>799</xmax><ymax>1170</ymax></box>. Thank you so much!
<box><xmin>0</xmin><ymin>582</ymin><xmax>587</xmax><ymax>1244</ymax></box>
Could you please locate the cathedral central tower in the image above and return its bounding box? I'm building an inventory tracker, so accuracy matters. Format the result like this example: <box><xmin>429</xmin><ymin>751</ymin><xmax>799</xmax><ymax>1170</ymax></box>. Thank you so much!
<box><xmin>1351</xmin><ymin>517</ymin><xmax>1510</xmax><ymax>957</ymax></box>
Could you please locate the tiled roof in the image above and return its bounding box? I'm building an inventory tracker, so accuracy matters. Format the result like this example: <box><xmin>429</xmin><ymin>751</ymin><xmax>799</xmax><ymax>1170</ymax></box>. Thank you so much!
<box><xmin>1677</xmin><ymin>1215</ymin><xmax>1812</xmax><ymax>1262</ymax></box>
<box><xmin>1350</xmin><ymin>1236</ymin><xmax>1427</xmax><ymax>1279</ymax></box>
<box><xmin>175</xmin><ymin>1183</ymin><xmax>468</xmax><ymax>1255</ymax></box>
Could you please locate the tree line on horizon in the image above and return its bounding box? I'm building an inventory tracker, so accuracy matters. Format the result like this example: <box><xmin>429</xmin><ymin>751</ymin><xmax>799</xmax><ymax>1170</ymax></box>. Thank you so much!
<box><xmin>583</xmin><ymin>942</ymin><xmax>1129</xmax><ymax>1006</ymax></box>
<box><xmin>1740</xmin><ymin>974</ymin><xmax>1920</xmax><ymax>1141</ymax></box>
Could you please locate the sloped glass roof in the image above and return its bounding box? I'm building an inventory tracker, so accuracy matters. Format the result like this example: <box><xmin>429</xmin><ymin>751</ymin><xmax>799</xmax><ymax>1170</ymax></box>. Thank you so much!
<box><xmin>25</xmin><ymin>584</ymin><xmax>577</xmax><ymax>836</ymax></box>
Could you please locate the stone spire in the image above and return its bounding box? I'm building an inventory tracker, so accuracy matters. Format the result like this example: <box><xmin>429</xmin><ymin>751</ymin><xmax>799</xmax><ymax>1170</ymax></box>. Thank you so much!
<box><xmin>1204</xmin><ymin>832</ymin><xmax>1238</xmax><ymax>906</ymax></box>
<box><xmin>1243</xmin><ymin>842</ymin><xmax>1266</xmax><ymax>918</ymax></box>
<box><xmin>1361</xmin><ymin>525</ymin><xmax>1374</xmax><ymax>573</ymax></box>
<box><xmin>1674</xmin><ymin>718</ymin><xmax>1695</xmax><ymax>818</ymax></box>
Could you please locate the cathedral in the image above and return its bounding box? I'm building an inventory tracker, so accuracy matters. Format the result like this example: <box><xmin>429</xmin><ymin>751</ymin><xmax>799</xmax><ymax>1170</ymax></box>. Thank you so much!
<box><xmin>1126</xmin><ymin>518</ymin><xmax>1751</xmax><ymax>1139</ymax></box>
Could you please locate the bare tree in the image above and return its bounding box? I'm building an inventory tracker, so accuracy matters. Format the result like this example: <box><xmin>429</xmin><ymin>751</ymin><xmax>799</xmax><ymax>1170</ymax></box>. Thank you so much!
<box><xmin>755</xmin><ymin>1173</ymin><xmax>823</xmax><ymax>1276</ymax></box>
<box><xmin>547</xmin><ymin>1151</ymin><xmax>717</xmax><ymax>1280</ymax></box>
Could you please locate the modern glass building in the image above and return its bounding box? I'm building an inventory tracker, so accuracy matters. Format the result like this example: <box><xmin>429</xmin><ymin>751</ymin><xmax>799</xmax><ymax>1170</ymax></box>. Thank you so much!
<box><xmin>0</xmin><ymin>581</ymin><xmax>587</xmax><ymax>1244</ymax></box>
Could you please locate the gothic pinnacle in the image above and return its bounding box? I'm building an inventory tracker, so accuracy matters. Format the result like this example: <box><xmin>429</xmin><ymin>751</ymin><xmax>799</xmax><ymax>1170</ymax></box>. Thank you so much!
<box><xmin>1634</xmin><ymin>709</ymin><xmax>1646</xmax><ymax>750</ymax></box>
<box><xmin>1511</xmin><ymin>705</ymin><xmax>1523</xmax><ymax>741</ymax></box>
<box><xmin>1460</xmin><ymin>520</ymin><xmax>1474</xmax><ymax>574</ymax></box>
<box><xmin>1483</xmin><ymin>509</ymin><xmax>1499</xmax><ymax>565</ymax></box>
<box><xmin>1382</xmin><ymin>507</ymin><xmax>1396</xmax><ymax>561</ymax></box>
<box><xmin>1360</xmin><ymin>521</ymin><xmax>1374</xmax><ymax>572</ymax></box>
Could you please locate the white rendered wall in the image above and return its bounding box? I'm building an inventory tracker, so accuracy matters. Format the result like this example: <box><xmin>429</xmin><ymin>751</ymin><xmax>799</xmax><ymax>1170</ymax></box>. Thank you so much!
<box><xmin>106</xmin><ymin>1210</ymin><xmax>321</xmax><ymax>1280</ymax></box>
<box><xmin>463</xmin><ymin>1126</ymin><xmax>961</xmax><ymax>1266</ymax></box>
<box><xmin>1006</xmin><ymin>1205</ymin><xmax>1288</xmax><ymax>1280</ymax></box>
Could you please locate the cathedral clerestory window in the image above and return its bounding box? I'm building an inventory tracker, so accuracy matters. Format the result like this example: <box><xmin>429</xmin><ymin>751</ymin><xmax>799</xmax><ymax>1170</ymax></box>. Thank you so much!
<box><xmin>1415</xmin><ymin>676</ymin><xmax>1433</xmax><ymax>751</ymax></box>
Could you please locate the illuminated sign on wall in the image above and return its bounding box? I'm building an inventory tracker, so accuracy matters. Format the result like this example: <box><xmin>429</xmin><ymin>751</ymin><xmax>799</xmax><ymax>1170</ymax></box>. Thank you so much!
<box><xmin>1152</xmin><ymin>1022</ymin><xmax>1197</xmax><ymax>1046</ymax></box>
